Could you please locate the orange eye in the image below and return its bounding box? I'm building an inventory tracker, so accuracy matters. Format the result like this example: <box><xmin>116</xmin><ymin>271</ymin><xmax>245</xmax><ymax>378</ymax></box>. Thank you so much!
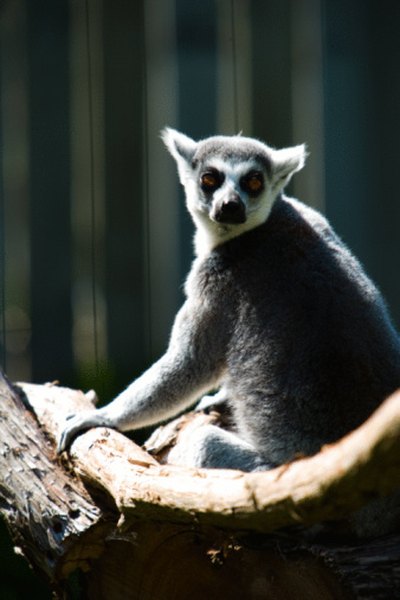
<box><xmin>241</xmin><ymin>172</ymin><xmax>264</xmax><ymax>196</ymax></box>
<box><xmin>247</xmin><ymin>176</ymin><xmax>262</xmax><ymax>192</ymax></box>
<box><xmin>200</xmin><ymin>171</ymin><xmax>221</xmax><ymax>192</ymax></box>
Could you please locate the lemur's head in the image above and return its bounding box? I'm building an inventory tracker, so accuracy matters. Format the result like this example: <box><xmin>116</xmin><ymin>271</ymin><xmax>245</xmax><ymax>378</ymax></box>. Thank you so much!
<box><xmin>162</xmin><ymin>128</ymin><xmax>307</xmax><ymax>255</ymax></box>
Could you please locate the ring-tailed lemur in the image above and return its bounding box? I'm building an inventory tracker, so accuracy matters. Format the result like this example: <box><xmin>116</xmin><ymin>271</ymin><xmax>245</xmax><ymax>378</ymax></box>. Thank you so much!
<box><xmin>58</xmin><ymin>129</ymin><xmax>400</xmax><ymax>485</ymax></box>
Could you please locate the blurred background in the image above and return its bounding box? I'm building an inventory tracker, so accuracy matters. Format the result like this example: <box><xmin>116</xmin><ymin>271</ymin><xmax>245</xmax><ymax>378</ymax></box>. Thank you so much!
<box><xmin>0</xmin><ymin>0</ymin><xmax>400</xmax><ymax>596</ymax></box>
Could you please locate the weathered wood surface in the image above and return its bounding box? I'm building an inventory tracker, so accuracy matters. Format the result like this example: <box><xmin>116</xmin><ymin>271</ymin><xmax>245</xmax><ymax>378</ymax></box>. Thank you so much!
<box><xmin>0</xmin><ymin>373</ymin><xmax>114</xmax><ymax>585</ymax></box>
<box><xmin>21</xmin><ymin>380</ymin><xmax>400</xmax><ymax>534</ymax></box>
<box><xmin>1</xmin><ymin>373</ymin><xmax>400</xmax><ymax>598</ymax></box>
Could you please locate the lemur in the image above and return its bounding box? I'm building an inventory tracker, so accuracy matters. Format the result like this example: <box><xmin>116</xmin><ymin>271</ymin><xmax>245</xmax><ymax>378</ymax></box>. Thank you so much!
<box><xmin>58</xmin><ymin>129</ymin><xmax>400</xmax><ymax>494</ymax></box>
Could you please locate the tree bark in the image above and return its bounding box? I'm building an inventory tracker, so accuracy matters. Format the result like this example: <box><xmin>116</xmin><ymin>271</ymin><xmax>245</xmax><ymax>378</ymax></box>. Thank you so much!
<box><xmin>0</xmin><ymin>373</ymin><xmax>115</xmax><ymax>587</ymax></box>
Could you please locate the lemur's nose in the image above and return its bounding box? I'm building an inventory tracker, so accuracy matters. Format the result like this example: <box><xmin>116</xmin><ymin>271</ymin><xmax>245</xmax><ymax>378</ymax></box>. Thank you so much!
<box><xmin>216</xmin><ymin>194</ymin><xmax>246</xmax><ymax>224</ymax></box>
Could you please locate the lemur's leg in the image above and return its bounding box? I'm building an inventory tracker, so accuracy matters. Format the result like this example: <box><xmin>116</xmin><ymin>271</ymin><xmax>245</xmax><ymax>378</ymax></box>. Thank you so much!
<box><xmin>195</xmin><ymin>386</ymin><xmax>229</xmax><ymax>413</ymax></box>
<box><xmin>168</xmin><ymin>423</ymin><xmax>270</xmax><ymax>472</ymax></box>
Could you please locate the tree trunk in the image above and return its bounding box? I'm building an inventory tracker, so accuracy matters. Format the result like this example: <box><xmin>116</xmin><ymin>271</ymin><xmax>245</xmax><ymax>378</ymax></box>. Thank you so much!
<box><xmin>0</xmin><ymin>371</ymin><xmax>400</xmax><ymax>598</ymax></box>
<box><xmin>0</xmin><ymin>373</ymin><xmax>114</xmax><ymax>588</ymax></box>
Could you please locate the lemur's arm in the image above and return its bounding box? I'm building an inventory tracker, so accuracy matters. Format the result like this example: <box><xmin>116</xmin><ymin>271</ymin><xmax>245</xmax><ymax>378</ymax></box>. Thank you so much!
<box><xmin>58</xmin><ymin>298</ymin><xmax>227</xmax><ymax>452</ymax></box>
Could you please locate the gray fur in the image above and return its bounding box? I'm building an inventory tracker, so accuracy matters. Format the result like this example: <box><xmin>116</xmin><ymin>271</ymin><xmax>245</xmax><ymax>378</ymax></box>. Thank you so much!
<box><xmin>192</xmin><ymin>137</ymin><xmax>273</xmax><ymax>173</ymax></box>
<box><xmin>58</xmin><ymin>130</ymin><xmax>400</xmax><ymax>533</ymax></box>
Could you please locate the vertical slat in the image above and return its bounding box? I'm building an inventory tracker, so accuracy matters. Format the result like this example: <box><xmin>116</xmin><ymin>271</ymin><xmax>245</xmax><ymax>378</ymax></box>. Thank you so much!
<box><xmin>70</xmin><ymin>0</ymin><xmax>107</xmax><ymax>390</ymax></box>
<box><xmin>290</xmin><ymin>0</ymin><xmax>325</xmax><ymax>212</ymax></box>
<box><xmin>251</xmin><ymin>0</ymin><xmax>293</xmax><ymax>147</ymax></box>
<box><xmin>0</xmin><ymin>0</ymin><xmax>31</xmax><ymax>381</ymax></box>
<box><xmin>323</xmin><ymin>0</ymin><xmax>400</xmax><ymax>327</ymax></box>
<box><xmin>0</xmin><ymin>28</ymin><xmax>6</xmax><ymax>372</ymax></box>
<box><xmin>175</xmin><ymin>0</ymin><xmax>218</xmax><ymax>278</ymax></box>
<box><xmin>103</xmin><ymin>0</ymin><xmax>146</xmax><ymax>384</ymax></box>
<box><xmin>216</xmin><ymin>0</ymin><xmax>252</xmax><ymax>136</ymax></box>
<box><xmin>365</xmin><ymin>0</ymin><xmax>400</xmax><ymax>327</ymax></box>
<box><xmin>143</xmin><ymin>0</ymin><xmax>180</xmax><ymax>360</ymax></box>
<box><xmin>322</xmin><ymin>0</ymin><xmax>371</xmax><ymax>257</ymax></box>
<box><xmin>27</xmin><ymin>0</ymin><xmax>73</xmax><ymax>384</ymax></box>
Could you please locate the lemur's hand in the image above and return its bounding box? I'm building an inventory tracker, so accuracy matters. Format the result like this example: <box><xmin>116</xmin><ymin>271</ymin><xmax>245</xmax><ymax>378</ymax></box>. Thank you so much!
<box><xmin>57</xmin><ymin>410</ymin><xmax>109</xmax><ymax>454</ymax></box>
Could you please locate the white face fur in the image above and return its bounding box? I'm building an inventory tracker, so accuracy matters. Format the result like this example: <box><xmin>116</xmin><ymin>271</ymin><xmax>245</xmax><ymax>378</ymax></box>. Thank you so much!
<box><xmin>162</xmin><ymin>128</ymin><xmax>307</xmax><ymax>257</ymax></box>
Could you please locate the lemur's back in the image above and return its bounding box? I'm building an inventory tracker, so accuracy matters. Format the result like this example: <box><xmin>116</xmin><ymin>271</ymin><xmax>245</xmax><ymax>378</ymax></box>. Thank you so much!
<box><xmin>208</xmin><ymin>195</ymin><xmax>400</xmax><ymax>465</ymax></box>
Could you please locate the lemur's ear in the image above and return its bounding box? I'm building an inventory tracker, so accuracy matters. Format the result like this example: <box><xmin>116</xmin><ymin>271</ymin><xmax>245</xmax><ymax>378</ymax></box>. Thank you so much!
<box><xmin>162</xmin><ymin>128</ymin><xmax>198</xmax><ymax>185</ymax></box>
<box><xmin>270</xmin><ymin>144</ymin><xmax>308</xmax><ymax>188</ymax></box>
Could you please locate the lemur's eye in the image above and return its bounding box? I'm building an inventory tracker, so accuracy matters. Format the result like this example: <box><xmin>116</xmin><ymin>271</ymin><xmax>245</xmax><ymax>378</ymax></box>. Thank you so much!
<box><xmin>241</xmin><ymin>171</ymin><xmax>264</xmax><ymax>196</ymax></box>
<box><xmin>200</xmin><ymin>170</ymin><xmax>222</xmax><ymax>192</ymax></box>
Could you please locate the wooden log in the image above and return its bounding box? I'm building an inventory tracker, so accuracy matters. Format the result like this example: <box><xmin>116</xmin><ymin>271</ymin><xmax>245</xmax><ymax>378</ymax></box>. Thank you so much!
<box><xmin>20</xmin><ymin>380</ymin><xmax>400</xmax><ymax>535</ymax></box>
<box><xmin>0</xmin><ymin>379</ymin><xmax>400</xmax><ymax>600</ymax></box>
<box><xmin>0</xmin><ymin>372</ymin><xmax>115</xmax><ymax>586</ymax></box>
<box><xmin>0</xmin><ymin>376</ymin><xmax>399</xmax><ymax>597</ymax></box>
